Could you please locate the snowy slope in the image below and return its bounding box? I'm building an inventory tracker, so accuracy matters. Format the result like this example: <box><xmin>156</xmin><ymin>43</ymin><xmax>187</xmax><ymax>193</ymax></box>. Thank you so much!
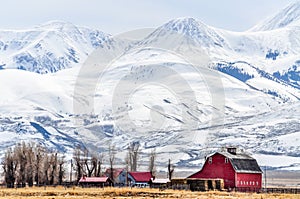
<box><xmin>249</xmin><ymin>1</ymin><xmax>300</xmax><ymax>31</ymax></box>
<box><xmin>133</xmin><ymin>17</ymin><xmax>300</xmax><ymax>102</ymax></box>
<box><xmin>1</xmin><ymin>2</ymin><xmax>300</xmax><ymax>171</ymax></box>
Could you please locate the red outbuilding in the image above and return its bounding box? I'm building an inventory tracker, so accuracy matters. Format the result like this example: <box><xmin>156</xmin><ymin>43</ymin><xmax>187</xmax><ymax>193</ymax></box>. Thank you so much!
<box><xmin>128</xmin><ymin>171</ymin><xmax>153</xmax><ymax>187</ymax></box>
<box><xmin>189</xmin><ymin>147</ymin><xmax>262</xmax><ymax>191</ymax></box>
<box><xmin>78</xmin><ymin>176</ymin><xmax>113</xmax><ymax>187</ymax></box>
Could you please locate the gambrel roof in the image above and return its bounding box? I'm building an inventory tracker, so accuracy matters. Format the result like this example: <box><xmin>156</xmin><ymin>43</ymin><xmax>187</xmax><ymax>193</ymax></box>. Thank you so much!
<box><xmin>212</xmin><ymin>151</ymin><xmax>263</xmax><ymax>173</ymax></box>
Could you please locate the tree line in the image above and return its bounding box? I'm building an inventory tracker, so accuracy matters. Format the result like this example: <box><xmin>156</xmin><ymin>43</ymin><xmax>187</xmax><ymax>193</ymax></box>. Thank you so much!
<box><xmin>2</xmin><ymin>141</ymin><xmax>175</xmax><ymax>188</ymax></box>
<box><xmin>71</xmin><ymin>142</ymin><xmax>157</xmax><ymax>183</ymax></box>
<box><xmin>2</xmin><ymin>142</ymin><xmax>65</xmax><ymax>188</ymax></box>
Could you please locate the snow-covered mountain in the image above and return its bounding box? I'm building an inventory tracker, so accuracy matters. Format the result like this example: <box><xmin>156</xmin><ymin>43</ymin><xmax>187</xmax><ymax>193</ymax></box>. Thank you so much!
<box><xmin>0</xmin><ymin>21</ymin><xmax>123</xmax><ymax>73</ymax></box>
<box><xmin>250</xmin><ymin>1</ymin><xmax>300</xmax><ymax>31</ymax></box>
<box><xmin>0</xmin><ymin>2</ymin><xmax>300</xmax><ymax>171</ymax></box>
<box><xmin>140</xmin><ymin>17</ymin><xmax>229</xmax><ymax>50</ymax></box>
<box><xmin>135</xmin><ymin>17</ymin><xmax>300</xmax><ymax>102</ymax></box>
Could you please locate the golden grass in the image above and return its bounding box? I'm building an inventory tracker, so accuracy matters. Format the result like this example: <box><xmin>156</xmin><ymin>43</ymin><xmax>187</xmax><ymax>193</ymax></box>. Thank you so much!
<box><xmin>0</xmin><ymin>186</ymin><xmax>298</xmax><ymax>199</ymax></box>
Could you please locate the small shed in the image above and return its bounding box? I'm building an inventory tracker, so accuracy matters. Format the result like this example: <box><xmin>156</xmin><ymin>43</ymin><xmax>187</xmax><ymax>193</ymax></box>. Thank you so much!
<box><xmin>149</xmin><ymin>178</ymin><xmax>170</xmax><ymax>188</ymax></box>
<box><xmin>170</xmin><ymin>178</ymin><xmax>187</xmax><ymax>185</ymax></box>
<box><xmin>78</xmin><ymin>176</ymin><xmax>112</xmax><ymax>187</ymax></box>
<box><xmin>187</xmin><ymin>178</ymin><xmax>224</xmax><ymax>191</ymax></box>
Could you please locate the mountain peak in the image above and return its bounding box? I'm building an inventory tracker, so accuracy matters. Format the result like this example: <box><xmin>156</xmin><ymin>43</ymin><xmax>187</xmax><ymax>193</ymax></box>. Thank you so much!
<box><xmin>161</xmin><ymin>17</ymin><xmax>210</xmax><ymax>36</ymax></box>
<box><xmin>139</xmin><ymin>17</ymin><xmax>227</xmax><ymax>49</ymax></box>
<box><xmin>37</xmin><ymin>20</ymin><xmax>78</xmax><ymax>31</ymax></box>
<box><xmin>250</xmin><ymin>1</ymin><xmax>300</xmax><ymax>31</ymax></box>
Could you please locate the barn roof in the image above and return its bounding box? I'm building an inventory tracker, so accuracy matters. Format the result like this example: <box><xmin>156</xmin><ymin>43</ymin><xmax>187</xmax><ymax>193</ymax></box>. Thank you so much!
<box><xmin>128</xmin><ymin>172</ymin><xmax>152</xmax><ymax>182</ymax></box>
<box><xmin>230</xmin><ymin>158</ymin><xmax>262</xmax><ymax>173</ymax></box>
<box><xmin>79</xmin><ymin>176</ymin><xmax>109</xmax><ymax>183</ymax></box>
<box><xmin>214</xmin><ymin>151</ymin><xmax>262</xmax><ymax>173</ymax></box>
<box><xmin>217</xmin><ymin>151</ymin><xmax>253</xmax><ymax>159</ymax></box>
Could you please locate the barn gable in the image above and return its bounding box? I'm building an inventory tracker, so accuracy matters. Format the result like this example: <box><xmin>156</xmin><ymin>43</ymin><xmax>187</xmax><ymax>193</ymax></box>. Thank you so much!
<box><xmin>216</xmin><ymin>151</ymin><xmax>262</xmax><ymax>173</ymax></box>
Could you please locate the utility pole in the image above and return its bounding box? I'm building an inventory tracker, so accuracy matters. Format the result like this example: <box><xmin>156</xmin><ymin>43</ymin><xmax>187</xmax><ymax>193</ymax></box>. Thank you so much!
<box><xmin>125</xmin><ymin>157</ymin><xmax>127</xmax><ymax>187</ymax></box>
<box><xmin>70</xmin><ymin>159</ymin><xmax>73</xmax><ymax>183</ymax></box>
<box><xmin>264</xmin><ymin>166</ymin><xmax>267</xmax><ymax>190</ymax></box>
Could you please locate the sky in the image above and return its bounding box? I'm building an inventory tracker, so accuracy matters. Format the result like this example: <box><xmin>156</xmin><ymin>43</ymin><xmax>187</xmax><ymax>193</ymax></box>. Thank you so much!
<box><xmin>0</xmin><ymin>0</ymin><xmax>296</xmax><ymax>34</ymax></box>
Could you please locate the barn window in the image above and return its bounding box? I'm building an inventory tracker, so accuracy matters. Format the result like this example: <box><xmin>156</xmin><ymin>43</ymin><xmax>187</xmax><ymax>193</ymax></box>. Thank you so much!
<box><xmin>225</xmin><ymin>158</ymin><xmax>228</xmax><ymax>163</ymax></box>
<box><xmin>208</xmin><ymin>157</ymin><xmax>212</xmax><ymax>164</ymax></box>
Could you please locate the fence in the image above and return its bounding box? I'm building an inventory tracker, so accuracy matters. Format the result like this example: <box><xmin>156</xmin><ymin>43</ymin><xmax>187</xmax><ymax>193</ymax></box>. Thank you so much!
<box><xmin>234</xmin><ymin>187</ymin><xmax>300</xmax><ymax>194</ymax></box>
<box><xmin>262</xmin><ymin>188</ymin><xmax>300</xmax><ymax>194</ymax></box>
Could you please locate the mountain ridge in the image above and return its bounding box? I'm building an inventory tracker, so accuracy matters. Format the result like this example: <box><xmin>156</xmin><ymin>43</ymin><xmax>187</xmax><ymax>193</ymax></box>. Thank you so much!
<box><xmin>0</xmin><ymin>3</ymin><xmax>300</xmax><ymax>170</ymax></box>
<box><xmin>0</xmin><ymin>21</ymin><xmax>118</xmax><ymax>73</ymax></box>
<box><xmin>249</xmin><ymin>1</ymin><xmax>300</xmax><ymax>31</ymax></box>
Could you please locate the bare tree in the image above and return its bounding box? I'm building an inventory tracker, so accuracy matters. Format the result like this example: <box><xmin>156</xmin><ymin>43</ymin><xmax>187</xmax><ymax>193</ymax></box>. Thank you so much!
<box><xmin>124</xmin><ymin>152</ymin><xmax>129</xmax><ymax>186</ymax></box>
<box><xmin>25</xmin><ymin>143</ymin><xmax>35</xmax><ymax>187</ymax></box>
<box><xmin>108</xmin><ymin>144</ymin><xmax>116</xmax><ymax>183</ymax></box>
<box><xmin>58</xmin><ymin>156</ymin><xmax>65</xmax><ymax>185</ymax></box>
<box><xmin>2</xmin><ymin>142</ymin><xmax>64</xmax><ymax>187</ymax></box>
<box><xmin>33</xmin><ymin>145</ymin><xmax>44</xmax><ymax>186</ymax></box>
<box><xmin>42</xmin><ymin>154</ymin><xmax>50</xmax><ymax>185</ymax></box>
<box><xmin>149</xmin><ymin>149</ymin><xmax>156</xmax><ymax>176</ymax></box>
<box><xmin>83</xmin><ymin>149</ymin><xmax>96</xmax><ymax>177</ymax></box>
<box><xmin>2</xmin><ymin>142</ymin><xmax>43</xmax><ymax>187</ymax></box>
<box><xmin>15</xmin><ymin>143</ymin><xmax>27</xmax><ymax>187</ymax></box>
<box><xmin>167</xmin><ymin>159</ymin><xmax>174</xmax><ymax>180</ymax></box>
<box><xmin>49</xmin><ymin>153</ymin><xmax>58</xmax><ymax>185</ymax></box>
<box><xmin>72</xmin><ymin>147</ymin><xmax>105</xmax><ymax>182</ymax></box>
<box><xmin>73</xmin><ymin>147</ymin><xmax>84</xmax><ymax>183</ymax></box>
<box><xmin>94</xmin><ymin>153</ymin><xmax>104</xmax><ymax>177</ymax></box>
<box><xmin>125</xmin><ymin>152</ymin><xmax>129</xmax><ymax>171</ymax></box>
<box><xmin>2</xmin><ymin>148</ymin><xmax>18</xmax><ymax>188</ymax></box>
<box><xmin>128</xmin><ymin>142</ymin><xmax>140</xmax><ymax>172</ymax></box>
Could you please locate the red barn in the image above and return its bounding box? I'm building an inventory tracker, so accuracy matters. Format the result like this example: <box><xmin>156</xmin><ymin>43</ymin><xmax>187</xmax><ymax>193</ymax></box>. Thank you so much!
<box><xmin>189</xmin><ymin>147</ymin><xmax>262</xmax><ymax>191</ymax></box>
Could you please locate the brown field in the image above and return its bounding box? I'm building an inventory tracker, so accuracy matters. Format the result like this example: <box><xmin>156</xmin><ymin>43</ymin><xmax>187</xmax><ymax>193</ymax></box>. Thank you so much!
<box><xmin>0</xmin><ymin>187</ymin><xmax>299</xmax><ymax>199</ymax></box>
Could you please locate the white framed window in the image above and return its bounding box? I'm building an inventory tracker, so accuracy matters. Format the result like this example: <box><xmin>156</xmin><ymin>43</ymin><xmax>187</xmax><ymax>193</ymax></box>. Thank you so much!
<box><xmin>225</xmin><ymin>158</ymin><xmax>229</xmax><ymax>163</ymax></box>
<box><xmin>208</xmin><ymin>157</ymin><xmax>212</xmax><ymax>164</ymax></box>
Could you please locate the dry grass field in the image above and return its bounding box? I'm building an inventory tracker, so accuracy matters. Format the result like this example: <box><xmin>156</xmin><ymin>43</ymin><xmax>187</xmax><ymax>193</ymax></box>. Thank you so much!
<box><xmin>0</xmin><ymin>187</ymin><xmax>298</xmax><ymax>199</ymax></box>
